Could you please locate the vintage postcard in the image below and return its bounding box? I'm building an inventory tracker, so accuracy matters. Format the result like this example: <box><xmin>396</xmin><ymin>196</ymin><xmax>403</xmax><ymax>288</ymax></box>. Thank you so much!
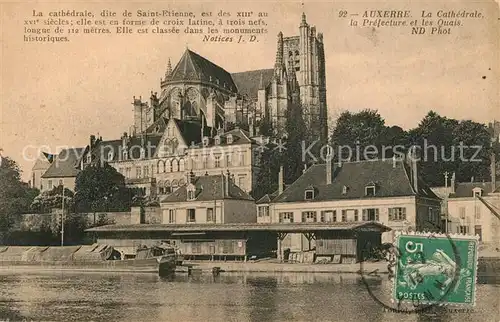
<box><xmin>0</xmin><ymin>0</ymin><xmax>499</xmax><ymax>321</ymax></box>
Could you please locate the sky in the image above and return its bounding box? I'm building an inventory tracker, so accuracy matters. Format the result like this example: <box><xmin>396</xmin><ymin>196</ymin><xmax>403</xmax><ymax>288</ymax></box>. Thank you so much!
<box><xmin>1</xmin><ymin>0</ymin><xmax>499</xmax><ymax>181</ymax></box>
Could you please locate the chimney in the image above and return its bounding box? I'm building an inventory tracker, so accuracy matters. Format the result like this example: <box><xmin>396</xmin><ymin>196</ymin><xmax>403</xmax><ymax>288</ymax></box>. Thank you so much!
<box><xmin>326</xmin><ymin>159</ymin><xmax>332</xmax><ymax>185</ymax></box>
<box><xmin>90</xmin><ymin>135</ymin><xmax>96</xmax><ymax>149</ymax></box>
<box><xmin>122</xmin><ymin>132</ymin><xmax>128</xmax><ymax>147</ymax></box>
<box><xmin>451</xmin><ymin>172</ymin><xmax>456</xmax><ymax>194</ymax></box>
<box><xmin>491</xmin><ymin>152</ymin><xmax>496</xmax><ymax>191</ymax></box>
<box><xmin>278</xmin><ymin>165</ymin><xmax>284</xmax><ymax>194</ymax></box>
<box><xmin>412</xmin><ymin>147</ymin><xmax>418</xmax><ymax>193</ymax></box>
<box><xmin>225</xmin><ymin>172</ymin><xmax>229</xmax><ymax>197</ymax></box>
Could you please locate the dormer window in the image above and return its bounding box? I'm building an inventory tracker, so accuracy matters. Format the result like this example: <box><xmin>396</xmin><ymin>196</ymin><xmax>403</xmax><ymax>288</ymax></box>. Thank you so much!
<box><xmin>226</xmin><ymin>134</ymin><xmax>233</xmax><ymax>144</ymax></box>
<box><xmin>473</xmin><ymin>187</ymin><xmax>483</xmax><ymax>198</ymax></box>
<box><xmin>108</xmin><ymin>151</ymin><xmax>114</xmax><ymax>161</ymax></box>
<box><xmin>122</xmin><ymin>150</ymin><xmax>128</xmax><ymax>160</ymax></box>
<box><xmin>304</xmin><ymin>186</ymin><xmax>315</xmax><ymax>200</ymax></box>
<box><xmin>187</xmin><ymin>184</ymin><xmax>196</xmax><ymax>201</ymax></box>
<box><xmin>365</xmin><ymin>183</ymin><xmax>376</xmax><ymax>196</ymax></box>
<box><xmin>342</xmin><ymin>185</ymin><xmax>348</xmax><ymax>195</ymax></box>
<box><xmin>202</xmin><ymin>136</ymin><xmax>209</xmax><ymax>147</ymax></box>
<box><xmin>214</xmin><ymin>135</ymin><xmax>221</xmax><ymax>145</ymax></box>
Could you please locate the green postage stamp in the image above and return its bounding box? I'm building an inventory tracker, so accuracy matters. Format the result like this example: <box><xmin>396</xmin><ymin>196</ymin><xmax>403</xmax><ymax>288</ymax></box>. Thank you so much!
<box><xmin>393</xmin><ymin>231</ymin><xmax>479</xmax><ymax>307</ymax></box>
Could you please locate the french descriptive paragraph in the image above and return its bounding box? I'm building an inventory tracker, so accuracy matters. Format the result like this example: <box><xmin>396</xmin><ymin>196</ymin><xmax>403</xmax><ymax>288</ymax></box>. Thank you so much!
<box><xmin>24</xmin><ymin>9</ymin><xmax>270</xmax><ymax>43</ymax></box>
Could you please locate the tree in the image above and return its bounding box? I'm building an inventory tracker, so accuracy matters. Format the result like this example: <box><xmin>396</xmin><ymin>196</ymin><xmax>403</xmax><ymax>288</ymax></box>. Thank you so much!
<box><xmin>0</xmin><ymin>156</ymin><xmax>39</xmax><ymax>242</ymax></box>
<box><xmin>330</xmin><ymin>109</ymin><xmax>408</xmax><ymax>162</ymax></box>
<box><xmin>451</xmin><ymin>120</ymin><xmax>492</xmax><ymax>183</ymax></box>
<box><xmin>284</xmin><ymin>98</ymin><xmax>308</xmax><ymax>183</ymax></box>
<box><xmin>73</xmin><ymin>163</ymin><xmax>133</xmax><ymax>213</ymax></box>
<box><xmin>252</xmin><ymin>141</ymin><xmax>282</xmax><ymax>200</ymax></box>
<box><xmin>30</xmin><ymin>185</ymin><xmax>74</xmax><ymax>214</ymax></box>
<box><xmin>258</xmin><ymin>114</ymin><xmax>273</xmax><ymax>137</ymax></box>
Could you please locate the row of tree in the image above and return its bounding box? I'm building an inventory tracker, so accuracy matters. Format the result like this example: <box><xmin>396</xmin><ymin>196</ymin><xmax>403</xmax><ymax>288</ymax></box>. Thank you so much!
<box><xmin>252</xmin><ymin>108</ymin><xmax>499</xmax><ymax>199</ymax></box>
<box><xmin>0</xmin><ymin>157</ymin><xmax>137</xmax><ymax>244</ymax></box>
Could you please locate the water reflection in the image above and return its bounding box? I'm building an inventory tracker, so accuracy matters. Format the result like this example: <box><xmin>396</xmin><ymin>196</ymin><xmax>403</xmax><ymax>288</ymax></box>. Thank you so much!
<box><xmin>0</xmin><ymin>270</ymin><xmax>497</xmax><ymax>322</ymax></box>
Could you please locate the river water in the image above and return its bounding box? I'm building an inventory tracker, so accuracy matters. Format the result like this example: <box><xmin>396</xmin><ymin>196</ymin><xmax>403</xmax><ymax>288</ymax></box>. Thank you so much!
<box><xmin>0</xmin><ymin>270</ymin><xmax>498</xmax><ymax>322</ymax></box>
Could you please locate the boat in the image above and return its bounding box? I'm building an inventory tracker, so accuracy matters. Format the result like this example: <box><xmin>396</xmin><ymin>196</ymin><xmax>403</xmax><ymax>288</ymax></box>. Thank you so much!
<box><xmin>0</xmin><ymin>243</ymin><xmax>184</xmax><ymax>276</ymax></box>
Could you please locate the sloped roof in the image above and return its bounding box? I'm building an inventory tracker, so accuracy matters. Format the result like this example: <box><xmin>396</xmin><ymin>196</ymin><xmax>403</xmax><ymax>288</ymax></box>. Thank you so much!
<box><xmin>271</xmin><ymin>159</ymin><xmax>439</xmax><ymax>203</ymax></box>
<box><xmin>96</xmin><ymin>135</ymin><xmax>162</xmax><ymax>161</ymax></box>
<box><xmin>32</xmin><ymin>152</ymin><xmax>55</xmax><ymax>170</ymax></box>
<box><xmin>173</xmin><ymin>119</ymin><xmax>212</xmax><ymax>146</ymax></box>
<box><xmin>169</xmin><ymin>49</ymin><xmax>237</xmax><ymax>91</ymax></box>
<box><xmin>41</xmin><ymin>148</ymin><xmax>85</xmax><ymax>178</ymax></box>
<box><xmin>231</xmin><ymin>68</ymin><xmax>274</xmax><ymax>99</ymax></box>
<box><xmin>190</xmin><ymin>128</ymin><xmax>252</xmax><ymax>148</ymax></box>
<box><xmin>450</xmin><ymin>182</ymin><xmax>499</xmax><ymax>198</ymax></box>
<box><xmin>256</xmin><ymin>190</ymin><xmax>280</xmax><ymax>204</ymax></box>
<box><xmin>145</xmin><ymin>117</ymin><xmax>169</xmax><ymax>135</ymax></box>
<box><xmin>162</xmin><ymin>174</ymin><xmax>253</xmax><ymax>203</ymax></box>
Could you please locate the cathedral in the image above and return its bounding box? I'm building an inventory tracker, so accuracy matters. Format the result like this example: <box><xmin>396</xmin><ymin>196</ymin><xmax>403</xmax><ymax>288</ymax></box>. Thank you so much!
<box><xmin>132</xmin><ymin>13</ymin><xmax>328</xmax><ymax>142</ymax></box>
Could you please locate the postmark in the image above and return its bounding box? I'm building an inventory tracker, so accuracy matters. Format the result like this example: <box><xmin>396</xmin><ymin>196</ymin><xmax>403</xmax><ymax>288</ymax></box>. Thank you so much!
<box><xmin>359</xmin><ymin>229</ymin><xmax>479</xmax><ymax>313</ymax></box>
<box><xmin>393</xmin><ymin>231</ymin><xmax>479</xmax><ymax>307</ymax></box>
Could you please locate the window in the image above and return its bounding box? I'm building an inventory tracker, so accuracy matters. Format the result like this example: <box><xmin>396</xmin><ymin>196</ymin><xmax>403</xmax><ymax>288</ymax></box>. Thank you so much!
<box><xmin>458</xmin><ymin>225</ymin><xmax>469</xmax><ymax>234</ymax></box>
<box><xmin>225</xmin><ymin>153</ymin><xmax>232</xmax><ymax>167</ymax></box>
<box><xmin>203</xmin><ymin>137</ymin><xmax>209</xmax><ymax>147</ymax></box>
<box><xmin>226</xmin><ymin>134</ymin><xmax>233</xmax><ymax>144</ymax></box>
<box><xmin>238</xmin><ymin>176</ymin><xmax>245</xmax><ymax>189</ymax></box>
<box><xmin>239</xmin><ymin>152</ymin><xmax>245</xmax><ymax>166</ymax></box>
<box><xmin>59</xmin><ymin>179</ymin><xmax>63</xmax><ymax>186</ymax></box>
<box><xmin>389</xmin><ymin>207</ymin><xmax>406</xmax><ymax>221</ymax></box>
<box><xmin>168</xmin><ymin>209</ymin><xmax>176</xmax><ymax>223</ymax></box>
<box><xmin>122</xmin><ymin>150</ymin><xmax>128</xmax><ymax>160</ymax></box>
<box><xmin>473</xmin><ymin>188</ymin><xmax>483</xmax><ymax>198</ymax></box>
<box><xmin>279</xmin><ymin>212</ymin><xmax>294</xmax><ymax>223</ymax></box>
<box><xmin>304</xmin><ymin>188</ymin><xmax>315</xmax><ymax>200</ymax></box>
<box><xmin>140</xmin><ymin>148</ymin><xmax>145</xmax><ymax>159</ymax></box>
<box><xmin>362</xmin><ymin>208</ymin><xmax>379</xmax><ymax>221</ymax></box>
<box><xmin>202</xmin><ymin>156</ymin><xmax>208</xmax><ymax>169</ymax></box>
<box><xmin>475</xmin><ymin>205</ymin><xmax>481</xmax><ymax>219</ymax></box>
<box><xmin>459</xmin><ymin>207</ymin><xmax>466</xmax><ymax>219</ymax></box>
<box><xmin>258</xmin><ymin>206</ymin><xmax>269</xmax><ymax>217</ymax></box>
<box><xmin>136</xmin><ymin>167</ymin><xmax>142</xmax><ymax>178</ymax></box>
<box><xmin>301</xmin><ymin>211</ymin><xmax>317</xmax><ymax>222</ymax></box>
<box><xmin>207</xmin><ymin>208</ymin><xmax>215</xmax><ymax>222</ymax></box>
<box><xmin>143</xmin><ymin>166</ymin><xmax>149</xmax><ymax>178</ymax></box>
<box><xmin>365</xmin><ymin>185</ymin><xmax>376</xmax><ymax>196</ymax></box>
<box><xmin>48</xmin><ymin>180</ymin><xmax>53</xmax><ymax>190</ymax></box>
<box><xmin>320</xmin><ymin>210</ymin><xmax>336</xmax><ymax>223</ymax></box>
<box><xmin>428</xmin><ymin>207</ymin><xmax>433</xmax><ymax>221</ymax></box>
<box><xmin>341</xmin><ymin>209</ymin><xmax>358</xmax><ymax>222</ymax></box>
<box><xmin>187</xmin><ymin>209</ymin><xmax>196</xmax><ymax>223</ymax></box>
<box><xmin>187</xmin><ymin>189</ymin><xmax>196</xmax><ymax>201</ymax></box>
<box><xmin>108</xmin><ymin>151</ymin><xmax>114</xmax><ymax>161</ymax></box>
<box><xmin>192</xmin><ymin>242</ymin><xmax>202</xmax><ymax>253</ymax></box>
<box><xmin>214</xmin><ymin>136</ymin><xmax>220</xmax><ymax>145</ymax></box>
<box><xmin>214</xmin><ymin>155</ymin><xmax>221</xmax><ymax>168</ymax></box>
<box><xmin>342</xmin><ymin>185</ymin><xmax>348</xmax><ymax>195</ymax></box>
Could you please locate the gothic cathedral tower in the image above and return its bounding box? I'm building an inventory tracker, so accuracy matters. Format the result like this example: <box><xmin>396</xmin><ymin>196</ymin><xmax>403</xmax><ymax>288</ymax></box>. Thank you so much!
<box><xmin>283</xmin><ymin>13</ymin><xmax>328</xmax><ymax>143</ymax></box>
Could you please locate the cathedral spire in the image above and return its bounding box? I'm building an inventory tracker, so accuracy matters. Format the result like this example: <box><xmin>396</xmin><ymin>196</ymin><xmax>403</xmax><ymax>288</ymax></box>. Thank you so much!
<box><xmin>165</xmin><ymin>58</ymin><xmax>172</xmax><ymax>78</ymax></box>
<box><xmin>275</xmin><ymin>32</ymin><xmax>284</xmax><ymax>68</ymax></box>
<box><xmin>300</xmin><ymin>12</ymin><xmax>307</xmax><ymax>27</ymax></box>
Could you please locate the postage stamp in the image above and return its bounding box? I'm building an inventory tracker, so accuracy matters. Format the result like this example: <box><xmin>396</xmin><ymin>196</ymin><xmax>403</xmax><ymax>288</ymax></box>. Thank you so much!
<box><xmin>393</xmin><ymin>231</ymin><xmax>479</xmax><ymax>307</ymax></box>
